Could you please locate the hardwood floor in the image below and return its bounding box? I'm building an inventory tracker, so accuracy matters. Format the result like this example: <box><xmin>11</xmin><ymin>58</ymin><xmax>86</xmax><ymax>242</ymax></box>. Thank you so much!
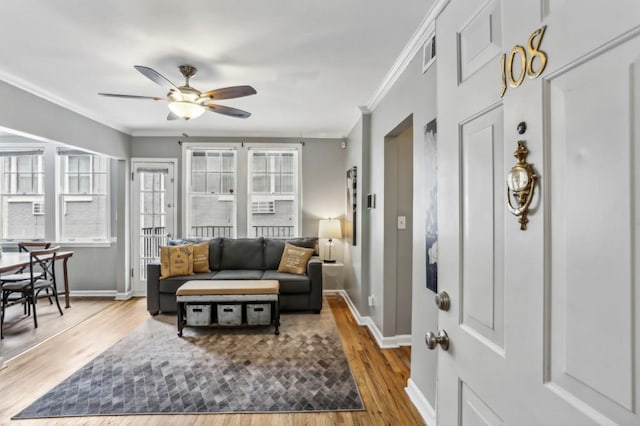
<box><xmin>0</xmin><ymin>295</ymin><xmax>425</xmax><ymax>425</ymax></box>
<box><xmin>0</xmin><ymin>297</ymin><xmax>114</xmax><ymax>361</ymax></box>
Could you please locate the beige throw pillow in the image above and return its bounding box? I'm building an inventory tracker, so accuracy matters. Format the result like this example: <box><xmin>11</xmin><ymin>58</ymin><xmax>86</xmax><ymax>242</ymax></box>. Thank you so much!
<box><xmin>277</xmin><ymin>243</ymin><xmax>314</xmax><ymax>275</ymax></box>
<box><xmin>191</xmin><ymin>242</ymin><xmax>210</xmax><ymax>273</ymax></box>
<box><xmin>160</xmin><ymin>245</ymin><xmax>194</xmax><ymax>278</ymax></box>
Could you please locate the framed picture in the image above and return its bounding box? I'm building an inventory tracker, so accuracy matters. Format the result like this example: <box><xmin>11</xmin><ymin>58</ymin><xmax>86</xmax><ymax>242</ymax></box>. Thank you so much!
<box><xmin>424</xmin><ymin>119</ymin><xmax>438</xmax><ymax>292</ymax></box>
<box><xmin>346</xmin><ymin>166</ymin><xmax>357</xmax><ymax>246</ymax></box>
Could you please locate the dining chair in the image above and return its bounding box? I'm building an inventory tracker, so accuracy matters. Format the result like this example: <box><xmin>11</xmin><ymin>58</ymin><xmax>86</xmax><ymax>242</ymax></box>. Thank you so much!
<box><xmin>1</xmin><ymin>241</ymin><xmax>52</xmax><ymax>282</ymax></box>
<box><xmin>1</xmin><ymin>246</ymin><xmax>62</xmax><ymax>339</ymax></box>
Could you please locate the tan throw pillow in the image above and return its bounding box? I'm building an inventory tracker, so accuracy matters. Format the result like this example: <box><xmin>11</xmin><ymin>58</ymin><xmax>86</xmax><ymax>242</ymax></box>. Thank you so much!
<box><xmin>191</xmin><ymin>242</ymin><xmax>210</xmax><ymax>273</ymax></box>
<box><xmin>277</xmin><ymin>243</ymin><xmax>315</xmax><ymax>275</ymax></box>
<box><xmin>160</xmin><ymin>245</ymin><xmax>194</xmax><ymax>278</ymax></box>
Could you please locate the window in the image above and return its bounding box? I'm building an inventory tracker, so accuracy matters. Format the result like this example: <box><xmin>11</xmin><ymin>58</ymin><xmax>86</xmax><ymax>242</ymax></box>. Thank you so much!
<box><xmin>57</xmin><ymin>149</ymin><xmax>109</xmax><ymax>241</ymax></box>
<box><xmin>247</xmin><ymin>148</ymin><xmax>299</xmax><ymax>239</ymax></box>
<box><xmin>0</xmin><ymin>149</ymin><xmax>45</xmax><ymax>240</ymax></box>
<box><xmin>185</xmin><ymin>148</ymin><xmax>237</xmax><ymax>238</ymax></box>
<box><xmin>183</xmin><ymin>144</ymin><xmax>302</xmax><ymax>240</ymax></box>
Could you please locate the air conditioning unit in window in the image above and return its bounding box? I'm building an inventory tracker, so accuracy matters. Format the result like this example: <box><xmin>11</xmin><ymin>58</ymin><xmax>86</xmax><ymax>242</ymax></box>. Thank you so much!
<box><xmin>252</xmin><ymin>200</ymin><xmax>275</xmax><ymax>214</ymax></box>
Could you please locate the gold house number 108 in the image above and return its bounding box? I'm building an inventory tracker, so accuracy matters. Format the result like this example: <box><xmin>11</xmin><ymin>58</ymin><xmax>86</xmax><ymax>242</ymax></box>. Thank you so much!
<box><xmin>500</xmin><ymin>26</ymin><xmax>548</xmax><ymax>97</ymax></box>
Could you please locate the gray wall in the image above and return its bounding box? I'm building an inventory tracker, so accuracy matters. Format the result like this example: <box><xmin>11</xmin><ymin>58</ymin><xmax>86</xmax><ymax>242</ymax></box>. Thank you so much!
<box><xmin>344</xmin><ymin>48</ymin><xmax>438</xmax><ymax>406</ymax></box>
<box><xmin>131</xmin><ymin>136</ymin><xmax>347</xmax><ymax>254</ymax></box>
<box><xmin>0</xmin><ymin>82</ymin><xmax>131</xmax><ymax>295</ymax></box>
<box><xmin>383</xmin><ymin>124</ymin><xmax>413</xmax><ymax>337</ymax></box>
<box><xmin>344</xmin><ymin>114</ymin><xmax>370</xmax><ymax>312</ymax></box>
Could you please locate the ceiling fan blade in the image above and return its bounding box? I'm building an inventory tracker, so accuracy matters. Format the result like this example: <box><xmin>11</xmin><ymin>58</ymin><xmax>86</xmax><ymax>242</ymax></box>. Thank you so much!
<box><xmin>134</xmin><ymin>65</ymin><xmax>179</xmax><ymax>91</ymax></box>
<box><xmin>98</xmin><ymin>93</ymin><xmax>165</xmax><ymax>100</ymax></box>
<box><xmin>205</xmin><ymin>103</ymin><xmax>251</xmax><ymax>119</ymax></box>
<box><xmin>200</xmin><ymin>85</ymin><xmax>257</xmax><ymax>100</ymax></box>
<box><xmin>167</xmin><ymin>111</ymin><xmax>180</xmax><ymax>121</ymax></box>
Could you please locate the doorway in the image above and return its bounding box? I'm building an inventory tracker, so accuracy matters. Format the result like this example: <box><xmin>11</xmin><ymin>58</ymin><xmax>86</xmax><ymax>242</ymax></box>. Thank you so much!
<box><xmin>384</xmin><ymin>118</ymin><xmax>413</xmax><ymax>338</ymax></box>
<box><xmin>131</xmin><ymin>159</ymin><xmax>177</xmax><ymax>296</ymax></box>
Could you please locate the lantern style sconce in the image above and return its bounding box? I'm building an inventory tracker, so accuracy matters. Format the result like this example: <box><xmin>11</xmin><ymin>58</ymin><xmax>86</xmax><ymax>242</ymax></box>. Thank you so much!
<box><xmin>506</xmin><ymin>140</ymin><xmax>537</xmax><ymax>230</ymax></box>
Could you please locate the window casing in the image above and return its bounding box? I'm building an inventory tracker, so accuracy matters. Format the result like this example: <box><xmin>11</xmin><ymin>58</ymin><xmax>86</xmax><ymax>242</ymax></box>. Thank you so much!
<box><xmin>185</xmin><ymin>148</ymin><xmax>237</xmax><ymax>238</ymax></box>
<box><xmin>247</xmin><ymin>148</ymin><xmax>299</xmax><ymax>239</ymax></box>
<box><xmin>57</xmin><ymin>150</ymin><xmax>109</xmax><ymax>241</ymax></box>
<box><xmin>182</xmin><ymin>143</ymin><xmax>302</xmax><ymax>240</ymax></box>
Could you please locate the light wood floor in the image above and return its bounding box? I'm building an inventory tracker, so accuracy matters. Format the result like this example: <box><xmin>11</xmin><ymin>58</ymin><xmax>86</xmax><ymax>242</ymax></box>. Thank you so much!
<box><xmin>0</xmin><ymin>297</ymin><xmax>114</xmax><ymax>361</ymax></box>
<box><xmin>0</xmin><ymin>295</ymin><xmax>425</xmax><ymax>425</ymax></box>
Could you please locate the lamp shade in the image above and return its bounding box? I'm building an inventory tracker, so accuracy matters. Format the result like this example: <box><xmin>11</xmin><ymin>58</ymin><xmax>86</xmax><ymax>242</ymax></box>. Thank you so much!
<box><xmin>318</xmin><ymin>218</ymin><xmax>342</xmax><ymax>239</ymax></box>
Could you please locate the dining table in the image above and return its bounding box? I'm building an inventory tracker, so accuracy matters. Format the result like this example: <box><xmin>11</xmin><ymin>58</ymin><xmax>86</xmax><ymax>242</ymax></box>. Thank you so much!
<box><xmin>0</xmin><ymin>250</ymin><xmax>74</xmax><ymax>308</ymax></box>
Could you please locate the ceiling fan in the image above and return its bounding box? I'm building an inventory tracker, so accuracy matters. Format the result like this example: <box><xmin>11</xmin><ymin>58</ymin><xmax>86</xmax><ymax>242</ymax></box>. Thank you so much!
<box><xmin>99</xmin><ymin>65</ymin><xmax>256</xmax><ymax>121</ymax></box>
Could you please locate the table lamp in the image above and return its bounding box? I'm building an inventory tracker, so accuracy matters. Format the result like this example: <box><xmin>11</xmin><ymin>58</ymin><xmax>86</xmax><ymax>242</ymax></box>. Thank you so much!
<box><xmin>318</xmin><ymin>218</ymin><xmax>342</xmax><ymax>263</ymax></box>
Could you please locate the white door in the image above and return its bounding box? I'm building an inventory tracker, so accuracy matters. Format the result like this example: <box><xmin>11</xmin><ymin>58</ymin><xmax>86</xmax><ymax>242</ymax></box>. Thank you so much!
<box><xmin>131</xmin><ymin>160</ymin><xmax>176</xmax><ymax>295</ymax></box>
<box><xmin>436</xmin><ymin>0</ymin><xmax>640</xmax><ymax>424</ymax></box>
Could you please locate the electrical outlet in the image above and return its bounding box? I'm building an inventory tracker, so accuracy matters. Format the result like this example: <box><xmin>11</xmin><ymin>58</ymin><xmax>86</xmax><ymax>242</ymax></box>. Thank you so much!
<box><xmin>368</xmin><ymin>295</ymin><xmax>375</xmax><ymax>307</ymax></box>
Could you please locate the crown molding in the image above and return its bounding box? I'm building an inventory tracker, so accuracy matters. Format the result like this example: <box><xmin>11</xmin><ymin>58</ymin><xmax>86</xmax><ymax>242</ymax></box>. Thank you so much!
<box><xmin>0</xmin><ymin>70</ymin><xmax>130</xmax><ymax>135</ymax></box>
<box><xmin>365</xmin><ymin>0</ymin><xmax>449</xmax><ymax>112</ymax></box>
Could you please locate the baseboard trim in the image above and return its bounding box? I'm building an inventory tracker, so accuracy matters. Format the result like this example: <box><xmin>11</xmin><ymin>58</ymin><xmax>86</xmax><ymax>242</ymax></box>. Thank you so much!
<box><xmin>324</xmin><ymin>290</ymin><xmax>411</xmax><ymax>349</ymax></box>
<box><xmin>115</xmin><ymin>291</ymin><xmax>133</xmax><ymax>300</ymax></box>
<box><xmin>406</xmin><ymin>378</ymin><xmax>437</xmax><ymax>426</ymax></box>
<box><xmin>69</xmin><ymin>290</ymin><xmax>117</xmax><ymax>298</ymax></box>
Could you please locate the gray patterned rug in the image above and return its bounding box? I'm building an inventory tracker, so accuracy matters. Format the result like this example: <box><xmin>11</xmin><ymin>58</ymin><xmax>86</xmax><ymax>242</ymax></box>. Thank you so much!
<box><xmin>14</xmin><ymin>306</ymin><xmax>364</xmax><ymax>419</ymax></box>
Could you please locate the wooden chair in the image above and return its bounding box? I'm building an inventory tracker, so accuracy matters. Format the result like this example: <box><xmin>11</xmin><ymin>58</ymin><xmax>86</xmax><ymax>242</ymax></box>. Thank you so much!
<box><xmin>1</xmin><ymin>246</ymin><xmax>62</xmax><ymax>339</ymax></box>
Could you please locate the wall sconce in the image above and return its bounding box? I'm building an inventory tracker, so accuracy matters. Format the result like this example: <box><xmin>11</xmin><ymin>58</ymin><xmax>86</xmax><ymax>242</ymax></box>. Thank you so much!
<box><xmin>318</xmin><ymin>218</ymin><xmax>342</xmax><ymax>263</ymax></box>
<box><xmin>506</xmin><ymin>140</ymin><xmax>537</xmax><ymax>230</ymax></box>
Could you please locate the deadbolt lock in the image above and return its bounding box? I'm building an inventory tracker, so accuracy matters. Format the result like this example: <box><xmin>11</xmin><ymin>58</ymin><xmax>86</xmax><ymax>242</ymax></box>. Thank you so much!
<box><xmin>434</xmin><ymin>291</ymin><xmax>450</xmax><ymax>311</ymax></box>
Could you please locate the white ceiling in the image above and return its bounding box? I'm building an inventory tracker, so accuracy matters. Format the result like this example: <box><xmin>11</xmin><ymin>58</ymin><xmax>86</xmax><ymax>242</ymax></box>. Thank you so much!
<box><xmin>0</xmin><ymin>1</ymin><xmax>431</xmax><ymax>139</ymax></box>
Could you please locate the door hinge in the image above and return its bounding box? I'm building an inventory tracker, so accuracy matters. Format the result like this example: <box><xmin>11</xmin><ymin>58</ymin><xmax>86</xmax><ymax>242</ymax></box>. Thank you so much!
<box><xmin>131</xmin><ymin>268</ymin><xmax>134</xmax><ymax>278</ymax></box>
<box><xmin>131</xmin><ymin>172</ymin><xmax>135</xmax><ymax>181</ymax></box>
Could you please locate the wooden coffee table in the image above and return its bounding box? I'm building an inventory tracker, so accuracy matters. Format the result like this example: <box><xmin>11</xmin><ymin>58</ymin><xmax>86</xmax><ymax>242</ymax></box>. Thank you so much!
<box><xmin>176</xmin><ymin>280</ymin><xmax>280</xmax><ymax>336</ymax></box>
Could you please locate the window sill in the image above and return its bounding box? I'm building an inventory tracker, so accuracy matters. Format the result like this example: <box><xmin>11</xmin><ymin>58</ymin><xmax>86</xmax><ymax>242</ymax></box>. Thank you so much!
<box><xmin>55</xmin><ymin>238</ymin><xmax>115</xmax><ymax>248</ymax></box>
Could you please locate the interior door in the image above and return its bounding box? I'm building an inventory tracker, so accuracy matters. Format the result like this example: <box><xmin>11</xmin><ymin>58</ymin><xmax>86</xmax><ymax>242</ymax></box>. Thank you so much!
<box><xmin>435</xmin><ymin>0</ymin><xmax>640</xmax><ymax>424</ymax></box>
<box><xmin>131</xmin><ymin>160</ymin><xmax>176</xmax><ymax>296</ymax></box>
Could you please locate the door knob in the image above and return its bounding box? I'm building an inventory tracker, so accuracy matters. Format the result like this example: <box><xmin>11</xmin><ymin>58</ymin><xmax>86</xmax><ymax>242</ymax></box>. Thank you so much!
<box><xmin>425</xmin><ymin>330</ymin><xmax>449</xmax><ymax>351</ymax></box>
<box><xmin>434</xmin><ymin>291</ymin><xmax>450</xmax><ymax>311</ymax></box>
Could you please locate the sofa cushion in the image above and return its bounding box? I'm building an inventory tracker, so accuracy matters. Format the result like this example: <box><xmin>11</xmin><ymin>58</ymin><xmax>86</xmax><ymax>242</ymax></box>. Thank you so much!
<box><xmin>264</xmin><ymin>239</ymin><xmax>286</xmax><ymax>270</ymax></box>
<box><xmin>262</xmin><ymin>270</ymin><xmax>310</xmax><ymax>294</ymax></box>
<box><xmin>209</xmin><ymin>237</ymin><xmax>223</xmax><ymax>270</ymax></box>
<box><xmin>213</xmin><ymin>270</ymin><xmax>264</xmax><ymax>280</ymax></box>
<box><xmin>277</xmin><ymin>243</ymin><xmax>315</xmax><ymax>275</ymax></box>
<box><xmin>220</xmin><ymin>238</ymin><xmax>264</xmax><ymax>270</ymax></box>
<box><xmin>286</xmin><ymin>237</ymin><xmax>319</xmax><ymax>256</ymax></box>
<box><xmin>192</xmin><ymin>242</ymin><xmax>211</xmax><ymax>273</ymax></box>
<box><xmin>160</xmin><ymin>245</ymin><xmax>193</xmax><ymax>278</ymax></box>
<box><xmin>158</xmin><ymin>272</ymin><xmax>217</xmax><ymax>293</ymax></box>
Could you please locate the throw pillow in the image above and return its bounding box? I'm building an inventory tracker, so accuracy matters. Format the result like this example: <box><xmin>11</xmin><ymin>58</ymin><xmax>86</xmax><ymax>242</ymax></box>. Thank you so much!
<box><xmin>191</xmin><ymin>242</ymin><xmax>210</xmax><ymax>273</ymax></box>
<box><xmin>160</xmin><ymin>245</ymin><xmax>194</xmax><ymax>278</ymax></box>
<box><xmin>277</xmin><ymin>242</ymin><xmax>315</xmax><ymax>275</ymax></box>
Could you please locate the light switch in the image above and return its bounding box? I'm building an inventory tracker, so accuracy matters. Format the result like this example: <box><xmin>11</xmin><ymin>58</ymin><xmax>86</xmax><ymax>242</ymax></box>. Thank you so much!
<box><xmin>397</xmin><ymin>216</ymin><xmax>406</xmax><ymax>229</ymax></box>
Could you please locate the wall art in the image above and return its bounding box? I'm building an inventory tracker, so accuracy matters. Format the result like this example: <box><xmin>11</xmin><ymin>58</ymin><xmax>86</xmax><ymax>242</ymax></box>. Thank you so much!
<box><xmin>424</xmin><ymin>119</ymin><xmax>438</xmax><ymax>292</ymax></box>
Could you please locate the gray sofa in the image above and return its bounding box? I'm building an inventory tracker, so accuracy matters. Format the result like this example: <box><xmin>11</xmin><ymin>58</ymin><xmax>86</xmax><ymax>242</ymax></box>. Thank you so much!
<box><xmin>147</xmin><ymin>237</ymin><xmax>322</xmax><ymax>315</ymax></box>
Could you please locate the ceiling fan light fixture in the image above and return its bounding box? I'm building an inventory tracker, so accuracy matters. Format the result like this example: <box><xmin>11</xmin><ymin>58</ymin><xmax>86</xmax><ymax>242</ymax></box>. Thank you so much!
<box><xmin>168</xmin><ymin>101</ymin><xmax>206</xmax><ymax>120</ymax></box>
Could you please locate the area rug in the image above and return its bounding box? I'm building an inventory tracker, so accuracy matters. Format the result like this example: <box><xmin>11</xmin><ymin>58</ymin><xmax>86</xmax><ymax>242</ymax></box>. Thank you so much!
<box><xmin>13</xmin><ymin>306</ymin><xmax>364</xmax><ymax>419</ymax></box>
